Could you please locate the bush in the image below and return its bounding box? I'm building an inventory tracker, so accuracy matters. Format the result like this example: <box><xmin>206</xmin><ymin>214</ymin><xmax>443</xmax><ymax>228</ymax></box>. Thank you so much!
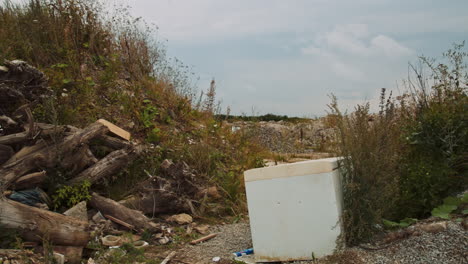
<box><xmin>329</xmin><ymin>90</ymin><xmax>402</xmax><ymax>245</ymax></box>
<box><xmin>330</xmin><ymin>43</ymin><xmax>468</xmax><ymax>245</ymax></box>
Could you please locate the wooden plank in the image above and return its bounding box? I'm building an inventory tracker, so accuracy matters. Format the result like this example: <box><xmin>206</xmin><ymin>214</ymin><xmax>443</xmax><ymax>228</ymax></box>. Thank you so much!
<box><xmin>97</xmin><ymin>119</ymin><xmax>131</xmax><ymax>141</ymax></box>
<box><xmin>103</xmin><ymin>214</ymin><xmax>135</xmax><ymax>230</ymax></box>
<box><xmin>160</xmin><ymin>251</ymin><xmax>176</xmax><ymax>264</ymax></box>
<box><xmin>189</xmin><ymin>233</ymin><xmax>217</xmax><ymax>245</ymax></box>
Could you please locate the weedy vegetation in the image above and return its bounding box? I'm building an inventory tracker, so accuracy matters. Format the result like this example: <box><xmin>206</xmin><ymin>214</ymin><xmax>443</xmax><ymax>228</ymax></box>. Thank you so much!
<box><xmin>330</xmin><ymin>43</ymin><xmax>468</xmax><ymax>245</ymax></box>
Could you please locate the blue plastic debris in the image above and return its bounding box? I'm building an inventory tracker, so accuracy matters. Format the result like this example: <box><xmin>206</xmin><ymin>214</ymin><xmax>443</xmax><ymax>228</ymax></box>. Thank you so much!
<box><xmin>9</xmin><ymin>187</ymin><xmax>51</xmax><ymax>207</ymax></box>
<box><xmin>233</xmin><ymin>248</ymin><xmax>254</xmax><ymax>257</ymax></box>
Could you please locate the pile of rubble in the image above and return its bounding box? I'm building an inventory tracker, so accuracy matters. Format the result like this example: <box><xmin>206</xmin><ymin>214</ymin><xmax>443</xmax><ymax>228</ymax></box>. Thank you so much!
<box><xmin>230</xmin><ymin>120</ymin><xmax>336</xmax><ymax>154</ymax></box>
<box><xmin>0</xmin><ymin>61</ymin><xmax>219</xmax><ymax>263</ymax></box>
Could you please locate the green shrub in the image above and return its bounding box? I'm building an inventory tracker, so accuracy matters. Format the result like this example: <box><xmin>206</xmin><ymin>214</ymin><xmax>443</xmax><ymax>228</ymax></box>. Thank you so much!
<box><xmin>52</xmin><ymin>180</ymin><xmax>92</xmax><ymax>210</ymax></box>
<box><xmin>329</xmin><ymin>90</ymin><xmax>402</xmax><ymax>245</ymax></box>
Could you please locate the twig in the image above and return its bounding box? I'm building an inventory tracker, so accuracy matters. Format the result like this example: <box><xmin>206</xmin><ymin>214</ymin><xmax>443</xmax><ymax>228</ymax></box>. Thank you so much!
<box><xmin>160</xmin><ymin>251</ymin><xmax>176</xmax><ymax>264</ymax></box>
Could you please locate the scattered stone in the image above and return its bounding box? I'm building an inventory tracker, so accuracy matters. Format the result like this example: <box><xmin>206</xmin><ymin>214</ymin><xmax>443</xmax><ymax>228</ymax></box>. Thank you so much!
<box><xmin>168</xmin><ymin>213</ymin><xmax>193</xmax><ymax>225</ymax></box>
<box><xmin>63</xmin><ymin>201</ymin><xmax>88</xmax><ymax>222</ymax></box>
<box><xmin>212</xmin><ymin>256</ymin><xmax>221</xmax><ymax>262</ymax></box>
<box><xmin>92</xmin><ymin>211</ymin><xmax>106</xmax><ymax>223</ymax></box>
<box><xmin>194</xmin><ymin>224</ymin><xmax>210</xmax><ymax>235</ymax></box>
<box><xmin>161</xmin><ymin>159</ymin><xmax>173</xmax><ymax>170</ymax></box>
<box><xmin>418</xmin><ymin>221</ymin><xmax>448</xmax><ymax>233</ymax></box>
<box><xmin>53</xmin><ymin>252</ymin><xmax>65</xmax><ymax>264</ymax></box>
<box><xmin>158</xmin><ymin>236</ymin><xmax>171</xmax><ymax>245</ymax></box>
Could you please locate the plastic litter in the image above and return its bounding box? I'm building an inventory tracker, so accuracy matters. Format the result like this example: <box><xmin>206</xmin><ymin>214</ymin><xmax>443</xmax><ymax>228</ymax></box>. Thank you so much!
<box><xmin>233</xmin><ymin>248</ymin><xmax>254</xmax><ymax>257</ymax></box>
<box><xmin>9</xmin><ymin>187</ymin><xmax>51</xmax><ymax>207</ymax></box>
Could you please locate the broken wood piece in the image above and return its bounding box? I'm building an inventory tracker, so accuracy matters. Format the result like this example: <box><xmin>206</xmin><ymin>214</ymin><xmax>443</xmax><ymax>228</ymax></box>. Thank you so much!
<box><xmin>13</xmin><ymin>171</ymin><xmax>46</xmax><ymax>190</ymax></box>
<box><xmin>103</xmin><ymin>214</ymin><xmax>135</xmax><ymax>230</ymax></box>
<box><xmin>189</xmin><ymin>233</ymin><xmax>217</xmax><ymax>245</ymax></box>
<box><xmin>0</xmin><ymin>130</ymin><xmax>29</xmax><ymax>145</ymax></box>
<box><xmin>97</xmin><ymin>119</ymin><xmax>131</xmax><ymax>141</ymax></box>
<box><xmin>0</xmin><ymin>115</ymin><xmax>17</xmax><ymax>126</ymax></box>
<box><xmin>68</xmin><ymin>145</ymin><xmax>142</xmax><ymax>185</ymax></box>
<box><xmin>0</xmin><ymin>121</ymin><xmax>108</xmax><ymax>192</ymax></box>
<box><xmin>89</xmin><ymin>193</ymin><xmax>159</xmax><ymax>232</ymax></box>
<box><xmin>0</xmin><ymin>144</ymin><xmax>14</xmax><ymax>165</ymax></box>
<box><xmin>62</xmin><ymin>145</ymin><xmax>98</xmax><ymax>175</ymax></box>
<box><xmin>98</xmin><ymin>135</ymin><xmax>132</xmax><ymax>149</ymax></box>
<box><xmin>160</xmin><ymin>251</ymin><xmax>176</xmax><ymax>264</ymax></box>
<box><xmin>0</xmin><ymin>198</ymin><xmax>90</xmax><ymax>246</ymax></box>
<box><xmin>3</xmin><ymin>140</ymin><xmax>47</xmax><ymax>166</ymax></box>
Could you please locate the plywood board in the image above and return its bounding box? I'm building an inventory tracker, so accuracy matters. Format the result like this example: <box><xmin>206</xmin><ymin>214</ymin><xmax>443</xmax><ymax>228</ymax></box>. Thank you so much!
<box><xmin>97</xmin><ymin>119</ymin><xmax>131</xmax><ymax>141</ymax></box>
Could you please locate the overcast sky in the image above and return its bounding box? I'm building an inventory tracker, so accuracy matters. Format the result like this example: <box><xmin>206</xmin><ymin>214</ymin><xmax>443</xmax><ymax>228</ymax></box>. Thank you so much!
<box><xmin>116</xmin><ymin>1</ymin><xmax>466</xmax><ymax>116</ymax></box>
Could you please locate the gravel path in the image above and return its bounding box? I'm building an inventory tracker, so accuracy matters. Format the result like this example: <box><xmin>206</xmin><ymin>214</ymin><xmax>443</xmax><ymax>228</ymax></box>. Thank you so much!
<box><xmin>177</xmin><ymin>219</ymin><xmax>467</xmax><ymax>264</ymax></box>
<box><xmin>178</xmin><ymin>222</ymin><xmax>252</xmax><ymax>264</ymax></box>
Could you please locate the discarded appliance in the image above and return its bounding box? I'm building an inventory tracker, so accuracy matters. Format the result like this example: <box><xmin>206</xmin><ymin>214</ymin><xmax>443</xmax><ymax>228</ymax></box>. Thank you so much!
<box><xmin>244</xmin><ymin>158</ymin><xmax>343</xmax><ymax>262</ymax></box>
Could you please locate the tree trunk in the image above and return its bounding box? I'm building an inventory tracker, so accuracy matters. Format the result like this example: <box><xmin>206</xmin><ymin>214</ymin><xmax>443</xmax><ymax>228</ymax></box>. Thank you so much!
<box><xmin>89</xmin><ymin>193</ymin><xmax>158</xmax><ymax>232</ymax></box>
<box><xmin>0</xmin><ymin>198</ymin><xmax>90</xmax><ymax>246</ymax></box>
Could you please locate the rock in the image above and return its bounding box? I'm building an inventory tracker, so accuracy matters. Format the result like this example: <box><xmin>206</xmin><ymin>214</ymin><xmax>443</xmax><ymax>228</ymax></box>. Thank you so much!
<box><xmin>63</xmin><ymin>201</ymin><xmax>88</xmax><ymax>222</ymax></box>
<box><xmin>196</xmin><ymin>186</ymin><xmax>221</xmax><ymax>199</ymax></box>
<box><xmin>158</xmin><ymin>236</ymin><xmax>171</xmax><ymax>245</ymax></box>
<box><xmin>212</xmin><ymin>256</ymin><xmax>221</xmax><ymax>262</ymax></box>
<box><xmin>87</xmin><ymin>258</ymin><xmax>96</xmax><ymax>264</ymax></box>
<box><xmin>92</xmin><ymin>211</ymin><xmax>105</xmax><ymax>223</ymax></box>
<box><xmin>168</xmin><ymin>213</ymin><xmax>193</xmax><ymax>225</ymax></box>
<box><xmin>161</xmin><ymin>159</ymin><xmax>174</xmax><ymax>170</ymax></box>
<box><xmin>418</xmin><ymin>222</ymin><xmax>448</xmax><ymax>233</ymax></box>
<box><xmin>53</xmin><ymin>252</ymin><xmax>65</xmax><ymax>264</ymax></box>
<box><xmin>194</xmin><ymin>224</ymin><xmax>210</xmax><ymax>235</ymax></box>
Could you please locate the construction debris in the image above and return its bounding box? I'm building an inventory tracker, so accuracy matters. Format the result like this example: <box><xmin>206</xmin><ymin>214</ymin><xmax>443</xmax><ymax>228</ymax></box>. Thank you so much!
<box><xmin>0</xmin><ymin>61</ymin><xmax>218</xmax><ymax>263</ymax></box>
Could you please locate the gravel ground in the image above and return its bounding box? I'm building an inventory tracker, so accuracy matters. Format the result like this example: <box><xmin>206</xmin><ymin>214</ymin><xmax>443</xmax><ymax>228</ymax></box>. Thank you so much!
<box><xmin>352</xmin><ymin>221</ymin><xmax>468</xmax><ymax>264</ymax></box>
<box><xmin>178</xmin><ymin>219</ymin><xmax>467</xmax><ymax>264</ymax></box>
<box><xmin>178</xmin><ymin>222</ymin><xmax>252</xmax><ymax>264</ymax></box>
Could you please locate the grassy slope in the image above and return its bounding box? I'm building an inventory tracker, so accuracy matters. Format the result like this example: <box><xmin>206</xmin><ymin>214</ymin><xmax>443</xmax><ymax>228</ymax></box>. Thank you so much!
<box><xmin>0</xmin><ymin>0</ymin><xmax>267</xmax><ymax>215</ymax></box>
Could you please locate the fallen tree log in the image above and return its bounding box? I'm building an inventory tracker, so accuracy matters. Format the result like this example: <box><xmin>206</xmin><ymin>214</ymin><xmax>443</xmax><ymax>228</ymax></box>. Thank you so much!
<box><xmin>3</xmin><ymin>140</ymin><xmax>48</xmax><ymax>166</ymax></box>
<box><xmin>68</xmin><ymin>145</ymin><xmax>143</xmax><ymax>185</ymax></box>
<box><xmin>89</xmin><ymin>192</ymin><xmax>158</xmax><ymax>232</ymax></box>
<box><xmin>0</xmin><ymin>130</ymin><xmax>29</xmax><ymax>145</ymax></box>
<box><xmin>62</xmin><ymin>145</ymin><xmax>98</xmax><ymax>175</ymax></box>
<box><xmin>12</xmin><ymin>171</ymin><xmax>47</xmax><ymax>190</ymax></box>
<box><xmin>0</xmin><ymin>144</ymin><xmax>14</xmax><ymax>165</ymax></box>
<box><xmin>0</xmin><ymin>198</ymin><xmax>90</xmax><ymax>246</ymax></box>
<box><xmin>0</xmin><ymin>122</ymin><xmax>108</xmax><ymax>191</ymax></box>
<box><xmin>122</xmin><ymin>190</ymin><xmax>190</xmax><ymax>215</ymax></box>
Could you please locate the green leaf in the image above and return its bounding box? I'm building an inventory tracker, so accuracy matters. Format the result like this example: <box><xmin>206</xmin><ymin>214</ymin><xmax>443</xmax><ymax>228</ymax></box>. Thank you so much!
<box><xmin>443</xmin><ymin>196</ymin><xmax>461</xmax><ymax>206</ymax></box>
<box><xmin>400</xmin><ymin>218</ymin><xmax>418</xmax><ymax>227</ymax></box>
<box><xmin>431</xmin><ymin>204</ymin><xmax>457</xmax><ymax>219</ymax></box>
<box><xmin>62</xmin><ymin>78</ymin><xmax>72</xmax><ymax>84</ymax></box>
<box><xmin>382</xmin><ymin>219</ymin><xmax>400</xmax><ymax>228</ymax></box>
<box><xmin>461</xmin><ymin>193</ymin><xmax>468</xmax><ymax>203</ymax></box>
<box><xmin>462</xmin><ymin>209</ymin><xmax>468</xmax><ymax>215</ymax></box>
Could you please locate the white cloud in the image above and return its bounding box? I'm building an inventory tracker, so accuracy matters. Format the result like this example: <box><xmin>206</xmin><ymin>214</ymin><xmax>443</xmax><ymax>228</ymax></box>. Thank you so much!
<box><xmin>309</xmin><ymin>24</ymin><xmax>413</xmax><ymax>57</ymax></box>
<box><xmin>370</xmin><ymin>35</ymin><xmax>412</xmax><ymax>56</ymax></box>
<box><xmin>331</xmin><ymin>61</ymin><xmax>365</xmax><ymax>81</ymax></box>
